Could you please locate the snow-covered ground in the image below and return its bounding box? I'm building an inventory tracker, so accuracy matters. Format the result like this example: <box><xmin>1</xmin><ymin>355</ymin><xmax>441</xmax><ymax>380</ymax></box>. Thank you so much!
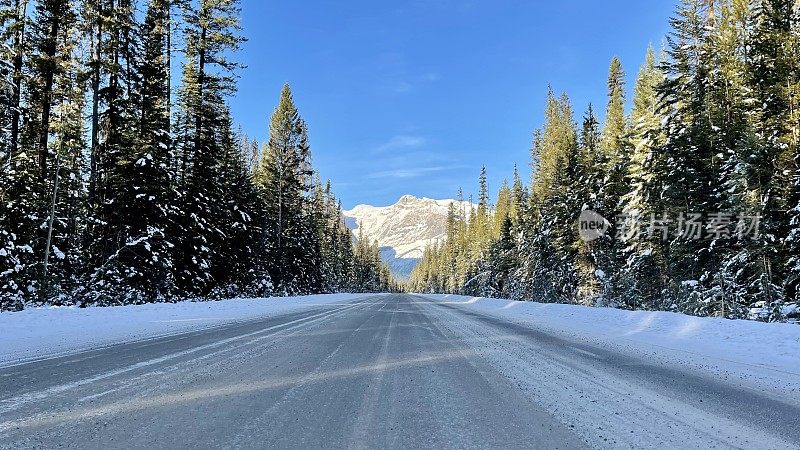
<box><xmin>2</xmin><ymin>293</ymin><xmax>798</xmax><ymax>448</ymax></box>
<box><xmin>0</xmin><ymin>294</ymin><xmax>374</xmax><ymax>366</ymax></box>
<box><xmin>4</xmin><ymin>291</ymin><xmax>798</xmax><ymax>390</ymax></box>
<box><xmin>419</xmin><ymin>294</ymin><xmax>800</xmax><ymax>394</ymax></box>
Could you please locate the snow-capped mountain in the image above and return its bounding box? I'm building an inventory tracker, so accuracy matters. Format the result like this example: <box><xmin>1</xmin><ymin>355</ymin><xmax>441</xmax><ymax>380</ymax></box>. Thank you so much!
<box><xmin>343</xmin><ymin>195</ymin><xmax>473</xmax><ymax>280</ymax></box>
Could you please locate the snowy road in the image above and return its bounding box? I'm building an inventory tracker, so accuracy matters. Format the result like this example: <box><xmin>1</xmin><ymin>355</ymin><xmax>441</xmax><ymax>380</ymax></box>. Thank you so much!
<box><xmin>1</xmin><ymin>294</ymin><xmax>798</xmax><ymax>449</ymax></box>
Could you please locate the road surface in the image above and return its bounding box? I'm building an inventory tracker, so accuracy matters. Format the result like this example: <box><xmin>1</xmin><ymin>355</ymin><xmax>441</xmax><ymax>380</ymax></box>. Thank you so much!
<box><xmin>0</xmin><ymin>294</ymin><xmax>797</xmax><ymax>449</ymax></box>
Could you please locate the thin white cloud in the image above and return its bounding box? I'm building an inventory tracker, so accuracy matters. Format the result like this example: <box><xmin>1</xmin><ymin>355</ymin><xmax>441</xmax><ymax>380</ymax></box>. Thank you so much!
<box><xmin>374</xmin><ymin>135</ymin><xmax>427</xmax><ymax>153</ymax></box>
<box><xmin>366</xmin><ymin>165</ymin><xmax>452</xmax><ymax>179</ymax></box>
<box><xmin>394</xmin><ymin>81</ymin><xmax>414</xmax><ymax>93</ymax></box>
<box><xmin>391</xmin><ymin>72</ymin><xmax>440</xmax><ymax>94</ymax></box>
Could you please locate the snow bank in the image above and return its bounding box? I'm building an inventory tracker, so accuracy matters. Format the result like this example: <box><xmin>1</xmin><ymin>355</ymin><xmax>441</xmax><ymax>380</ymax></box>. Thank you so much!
<box><xmin>419</xmin><ymin>294</ymin><xmax>800</xmax><ymax>386</ymax></box>
<box><xmin>0</xmin><ymin>294</ymin><xmax>371</xmax><ymax>366</ymax></box>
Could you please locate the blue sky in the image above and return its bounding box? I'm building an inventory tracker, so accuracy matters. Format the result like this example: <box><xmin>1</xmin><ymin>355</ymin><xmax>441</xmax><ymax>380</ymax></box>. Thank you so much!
<box><xmin>229</xmin><ymin>1</ymin><xmax>675</xmax><ymax>209</ymax></box>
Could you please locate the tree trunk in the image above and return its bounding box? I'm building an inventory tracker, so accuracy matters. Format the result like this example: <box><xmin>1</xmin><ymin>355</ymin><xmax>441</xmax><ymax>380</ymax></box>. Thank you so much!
<box><xmin>10</xmin><ymin>0</ymin><xmax>28</xmax><ymax>156</ymax></box>
<box><xmin>165</xmin><ymin>0</ymin><xmax>171</xmax><ymax>140</ymax></box>
<box><xmin>194</xmin><ymin>25</ymin><xmax>206</xmax><ymax>171</ymax></box>
<box><xmin>89</xmin><ymin>2</ymin><xmax>102</xmax><ymax>208</ymax></box>
<box><xmin>37</xmin><ymin>15</ymin><xmax>61</xmax><ymax>183</ymax></box>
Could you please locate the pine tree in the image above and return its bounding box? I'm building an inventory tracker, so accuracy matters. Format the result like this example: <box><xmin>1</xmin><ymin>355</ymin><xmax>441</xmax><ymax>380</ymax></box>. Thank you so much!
<box><xmin>80</xmin><ymin>0</ymin><xmax>179</xmax><ymax>303</ymax></box>
<box><xmin>2</xmin><ymin>0</ymin><xmax>79</xmax><ymax>303</ymax></box>
<box><xmin>658</xmin><ymin>0</ymin><xmax>726</xmax><ymax>315</ymax></box>
<box><xmin>0</xmin><ymin>1</ymin><xmax>30</xmax><ymax>309</ymax></box>
<box><xmin>336</xmin><ymin>203</ymin><xmax>356</xmax><ymax>291</ymax></box>
<box><xmin>701</xmin><ymin>0</ymin><xmax>767</xmax><ymax>318</ymax></box>
<box><xmin>574</xmin><ymin>104</ymin><xmax>605</xmax><ymax>305</ymax></box>
<box><xmin>311</xmin><ymin>179</ymin><xmax>332</xmax><ymax>292</ymax></box>
<box><xmin>172</xmin><ymin>0</ymin><xmax>244</xmax><ymax>297</ymax></box>
<box><xmin>0</xmin><ymin>0</ymin><xmax>29</xmax><ymax>160</ymax></box>
<box><xmin>619</xmin><ymin>46</ymin><xmax>669</xmax><ymax>310</ymax></box>
<box><xmin>45</xmin><ymin>12</ymin><xmax>86</xmax><ymax>301</ymax></box>
<box><xmin>208</xmin><ymin>111</ymin><xmax>269</xmax><ymax>297</ymax></box>
<box><xmin>485</xmin><ymin>215</ymin><xmax>516</xmax><ymax>297</ymax></box>
<box><xmin>786</xmin><ymin>0</ymin><xmax>800</xmax><ymax>310</ymax></box>
<box><xmin>254</xmin><ymin>84</ymin><xmax>316</xmax><ymax>294</ymax></box>
<box><xmin>525</xmin><ymin>89</ymin><xmax>580</xmax><ymax>303</ymax></box>
<box><xmin>741</xmin><ymin>0</ymin><xmax>799</xmax><ymax>319</ymax></box>
<box><xmin>594</xmin><ymin>57</ymin><xmax>632</xmax><ymax>306</ymax></box>
<box><xmin>494</xmin><ymin>179</ymin><xmax>512</xmax><ymax>235</ymax></box>
<box><xmin>601</xmin><ymin>57</ymin><xmax>628</xmax><ymax>160</ymax></box>
<box><xmin>107</xmin><ymin>0</ymin><xmax>180</xmax><ymax>299</ymax></box>
<box><xmin>475</xmin><ymin>166</ymin><xmax>491</xmax><ymax>250</ymax></box>
<box><xmin>509</xmin><ymin>164</ymin><xmax>527</xmax><ymax>226</ymax></box>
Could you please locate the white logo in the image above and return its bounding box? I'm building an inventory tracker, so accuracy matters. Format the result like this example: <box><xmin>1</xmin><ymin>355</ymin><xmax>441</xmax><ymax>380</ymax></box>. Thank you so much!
<box><xmin>578</xmin><ymin>210</ymin><xmax>608</xmax><ymax>242</ymax></box>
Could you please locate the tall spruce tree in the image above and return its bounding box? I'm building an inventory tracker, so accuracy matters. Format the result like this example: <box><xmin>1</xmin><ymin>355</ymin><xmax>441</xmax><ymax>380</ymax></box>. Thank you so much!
<box><xmin>254</xmin><ymin>84</ymin><xmax>317</xmax><ymax>294</ymax></box>
<box><xmin>786</xmin><ymin>0</ymin><xmax>800</xmax><ymax>308</ymax></box>
<box><xmin>658</xmin><ymin>0</ymin><xmax>724</xmax><ymax>315</ymax></box>
<box><xmin>44</xmin><ymin>10</ymin><xmax>86</xmax><ymax>302</ymax></box>
<box><xmin>81</xmin><ymin>0</ymin><xmax>179</xmax><ymax>303</ymax></box>
<box><xmin>0</xmin><ymin>0</ymin><xmax>29</xmax><ymax>159</ymax></box>
<box><xmin>8</xmin><ymin>0</ymin><xmax>79</xmax><ymax>302</ymax></box>
<box><xmin>619</xmin><ymin>46</ymin><xmax>669</xmax><ymax>310</ymax></box>
<box><xmin>595</xmin><ymin>57</ymin><xmax>631</xmax><ymax>306</ymax></box>
<box><xmin>574</xmin><ymin>104</ymin><xmax>604</xmax><ymax>305</ymax></box>
<box><xmin>173</xmin><ymin>0</ymin><xmax>244</xmax><ymax>296</ymax></box>
<box><xmin>525</xmin><ymin>89</ymin><xmax>580</xmax><ymax>303</ymax></box>
<box><xmin>740</xmin><ymin>0</ymin><xmax>799</xmax><ymax>319</ymax></box>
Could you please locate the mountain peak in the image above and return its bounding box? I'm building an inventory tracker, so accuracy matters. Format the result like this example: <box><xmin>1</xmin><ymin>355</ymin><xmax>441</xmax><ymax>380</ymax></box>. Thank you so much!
<box><xmin>398</xmin><ymin>194</ymin><xmax>418</xmax><ymax>204</ymax></box>
<box><xmin>343</xmin><ymin>195</ymin><xmax>474</xmax><ymax>279</ymax></box>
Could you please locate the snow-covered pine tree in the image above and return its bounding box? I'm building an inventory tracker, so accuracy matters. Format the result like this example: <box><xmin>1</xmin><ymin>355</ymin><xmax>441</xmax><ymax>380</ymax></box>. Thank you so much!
<box><xmin>594</xmin><ymin>57</ymin><xmax>631</xmax><ymax>307</ymax></box>
<box><xmin>80</xmin><ymin>0</ymin><xmax>178</xmax><ymax>303</ymax></box>
<box><xmin>702</xmin><ymin>0</ymin><xmax>770</xmax><ymax>319</ymax></box>
<box><xmin>618</xmin><ymin>46</ymin><xmax>669</xmax><ymax>310</ymax></box>
<box><xmin>477</xmin><ymin>208</ymin><xmax>517</xmax><ymax>298</ymax></box>
<box><xmin>254</xmin><ymin>84</ymin><xmax>317</xmax><ymax>295</ymax></box>
<box><xmin>503</xmin><ymin>165</ymin><xmax>529</xmax><ymax>299</ymax></box>
<box><xmin>740</xmin><ymin>0</ymin><xmax>799</xmax><ymax>319</ymax></box>
<box><xmin>106</xmin><ymin>0</ymin><xmax>181</xmax><ymax>301</ymax></box>
<box><xmin>311</xmin><ymin>177</ymin><xmax>336</xmax><ymax>292</ymax></box>
<box><xmin>338</xmin><ymin>207</ymin><xmax>356</xmax><ymax>291</ymax></box>
<box><xmin>786</xmin><ymin>0</ymin><xmax>800</xmax><ymax>311</ymax></box>
<box><xmin>494</xmin><ymin>215</ymin><xmax>517</xmax><ymax>296</ymax></box>
<box><xmin>318</xmin><ymin>181</ymin><xmax>358</xmax><ymax>293</ymax></box>
<box><xmin>658</xmin><ymin>0</ymin><xmax>726</xmax><ymax>315</ymax></box>
<box><xmin>509</xmin><ymin>164</ymin><xmax>527</xmax><ymax>227</ymax></box>
<box><xmin>6</xmin><ymin>0</ymin><xmax>80</xmax><ymax>303</ymax></box>
<box><xmin>172</xmin><ymin>0</ymin><xmax>244</xmax><ymax>297</ymax></box>
<box><xmin>351</xmin><ymin>224</ymin><xmax>372</xmax><ymax>291</ymax></box>
<box><xmin>82</xmin><ymin>0</ymin><xmax>172</xmax><ymax>304</ymax></box>
<box><xmin>0</xmin><ymin>0</ymin><xmax>29</xmax><ymax>162</ymax></box>
<box><xmin>524</xmin><ymin>89</ymin><xmax>580</xmax><ymax>303</ymax></box>
<box><xmin>44</xmin><ymin>15</ymin><xmax>87</xmax><ymax>303</ymax></box>
<box><xmin>320</xmin><ymin>187</ymin><xmax>338</xmax><ymax>291</ymax></box>
<box><xmin>0</xmin><ymin>0</ymin><xmax>29</xmax><ymax>310</ymax></box>
<box><xmin>207</xmin><ymin>109</ymin><xmax>271</xmax><ymax>298</ymax></box>
<box><xmin>574</xmin><ymin>104</ymin><xmax>605</xmax><ymax>305</ymax></box>
<box><xmin>439</xmin><ymin>201</ymin><xmax>457</xmax><ymax>292</ymax></box>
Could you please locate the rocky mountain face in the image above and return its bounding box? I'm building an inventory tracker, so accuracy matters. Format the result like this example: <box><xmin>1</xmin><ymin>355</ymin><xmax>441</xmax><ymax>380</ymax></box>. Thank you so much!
<box><xmin>343</xmin><ymin>195</ymin><xmax>473</xmax><ymax>280</ymax></box>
